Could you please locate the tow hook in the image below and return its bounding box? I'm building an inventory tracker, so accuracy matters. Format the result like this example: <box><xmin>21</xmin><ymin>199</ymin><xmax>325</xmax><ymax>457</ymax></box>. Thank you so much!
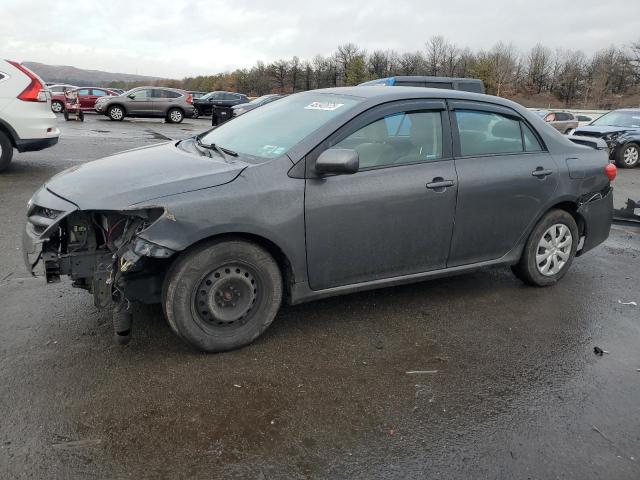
<box><xmin>113</xmin><ymin>298</ymin><xmax>133</xmax><ymax>345</ymax></box>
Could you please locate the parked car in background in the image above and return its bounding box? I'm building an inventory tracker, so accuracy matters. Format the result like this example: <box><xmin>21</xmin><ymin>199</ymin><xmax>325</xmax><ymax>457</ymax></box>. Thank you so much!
<box><xmin>572</xmin><ymin>108</ymin><xmax>640</xmax><ymax>168</ymax></box>
<box><xmin>47</xmin><ymin>84</ymin><xmax>77</xmax><ymax>95</ymax></box>
<box><xmin>24</xmin><ymin>87</ymin><xmax>615</xmax><ymax>352</ymax></box>
<box><xmin>0</xmin><ymin>60</ymin><xmax>60</xmax><ymax>171</ymax></box>
<box><xmin>576</xmin><ymin>114</ymin><xmax>593</xmax><ymax>126</ymax></box>
<box><xmin>359</xmin><ymin>76</ymin><xmax>485</xmax><ymax>93</ymax></box>
<box><xmin>533</xmin><ymin>110</ymin><xmax>578</xmax><ymax>134</ymax></box>
<box><xmin>51</xmin><ymin>87</ymin><xmax>118</xmax><ymax>113</ymax></box>
<box><xmin>108</xmin><ymin>88</ymin><xmax>125</xmax><ymax>95</ymax></box>
<box><xmin>189</xmin><ymin>91</ymin><xmax>207</xmax><ymax>100</ymax></box>
<box><xmin>232</xmin><ymin>94</ymin><xmax>284</xmax><ymax>117</ymax></box>
<box><xmin>94</xmin><ymin>87</ymin><xmax>194</xmax><ymax>123</ymax></box>
<box><xmin>192</xmin><ymin>91</ymin><xmax>249</xmax><ymax>117</ymax></box>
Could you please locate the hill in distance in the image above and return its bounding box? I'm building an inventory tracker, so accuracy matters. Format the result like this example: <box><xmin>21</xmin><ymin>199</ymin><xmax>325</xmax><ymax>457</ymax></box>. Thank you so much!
<box><xmin>23</xmin><ymin>61</ymin><xmax>167</xmax><ymax>85</ymax></box>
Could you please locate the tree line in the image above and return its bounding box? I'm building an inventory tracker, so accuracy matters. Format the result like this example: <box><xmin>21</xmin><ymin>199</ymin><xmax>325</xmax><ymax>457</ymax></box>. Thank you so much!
<box><xmin>106</xmin><ymin>37</ymin><xmax>640</xmax><ymax>109</ymax></box>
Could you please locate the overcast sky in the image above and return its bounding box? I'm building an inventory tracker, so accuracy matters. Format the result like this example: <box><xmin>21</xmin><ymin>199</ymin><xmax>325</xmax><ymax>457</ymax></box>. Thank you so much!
<box><xmin>2</xmin><ymin>0</ymin><xmax>639</xmax><ymax>78</ymax></box>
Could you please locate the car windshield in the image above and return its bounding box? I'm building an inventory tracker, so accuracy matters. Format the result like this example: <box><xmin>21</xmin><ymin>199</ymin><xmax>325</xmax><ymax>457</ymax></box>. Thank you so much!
<box><xmin>534</xmin><ymin>110</ymin><xmax>549</xmax><ymax>118</ymax></box>
<box><xmin>200</xmin><ymin>92</ymin><xmax>216</xmax><ymax>100</ymax></box>
<box><xmin>199</xmin><ymin>92</ymin><xmax>363</xmax><ymax>162</ymax></box>
<box><xmin>591</xmin><ymin>111</ymin><xmax>640</xmax><ymax>128</ymax></box>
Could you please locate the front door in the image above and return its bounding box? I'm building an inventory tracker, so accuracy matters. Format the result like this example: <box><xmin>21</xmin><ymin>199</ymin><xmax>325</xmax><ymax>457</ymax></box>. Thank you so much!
<box><xmin>448</xmin><ymin>102</ymin><xmax>559</xmax><ymax>266</ymax></box>
<box><xmin>127</xmin><ymin>88</ymin><xmax>154</xmax><ymax>115</ymax></box>
<box><xmin>305</xmin><ymin>101</ymin><xmax>459</xmax><ymax>290</ymax></box>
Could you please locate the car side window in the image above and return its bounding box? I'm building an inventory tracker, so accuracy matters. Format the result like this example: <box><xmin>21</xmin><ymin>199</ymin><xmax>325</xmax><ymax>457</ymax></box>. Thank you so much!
<box><xmin>455</xmin><ymin>110</ymin><xmax>525</xmax><ymax>156</ymax></box>
<box><xmin>78</xmin><ymin>88</ymin><xmax>91</xmax><ymax>95</ymax></box>
<box><xmin>522</xmin><ymin>124</ymin><xmax>543</xmax><ymax>152</ymax></box>
<box><xmin>131</xmin><ymin>89</ymin><xmax>150</xmax><ymax>99</ymax></box>
<box><xmin>92</xmin><ymin>89</ymin><xmax>107</xmax><ymax>97</ymax></box>
<box><xmin>333</xmin><ymin>111</ymin><xmax>443</xmax><ymax>169</ymax></box>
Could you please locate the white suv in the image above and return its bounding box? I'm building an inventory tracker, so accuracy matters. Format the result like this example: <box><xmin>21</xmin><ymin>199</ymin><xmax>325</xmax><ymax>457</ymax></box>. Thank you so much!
<box><xmin>0</xmin><ymin>60</ymin><xmax>60</xmax><ymax>171</ymax></box>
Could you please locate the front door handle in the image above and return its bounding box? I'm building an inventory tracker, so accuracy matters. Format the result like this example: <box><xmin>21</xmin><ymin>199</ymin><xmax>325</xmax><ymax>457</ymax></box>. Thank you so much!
<box><xmin>532</xmin><ymin>167</ymin><xmax>553</xmax><ymax>178</ymax></box>
<box><xmin>426</xmin><ymin>178</ymin><xmax>455</xmax><ymax>191</ymax></box>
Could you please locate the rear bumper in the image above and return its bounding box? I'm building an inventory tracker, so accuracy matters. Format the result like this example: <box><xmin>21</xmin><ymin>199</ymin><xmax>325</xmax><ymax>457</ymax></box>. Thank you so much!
<box><xmin>577</xmin><ymin>187</ymin><xmax>613</xmax><ymax>255</ymax></box>
<box><xmin>16</xmin><ymin>136</ymin><xmax>59</xmax><ymax>153</ymax></box>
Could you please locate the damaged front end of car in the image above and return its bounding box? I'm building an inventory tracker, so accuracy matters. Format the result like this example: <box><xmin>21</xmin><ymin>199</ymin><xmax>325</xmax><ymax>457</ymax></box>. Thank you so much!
<box><xmin>23</xmin><ymin>187</ymin><xmax>176</xmax><ymax>343</ymax></box>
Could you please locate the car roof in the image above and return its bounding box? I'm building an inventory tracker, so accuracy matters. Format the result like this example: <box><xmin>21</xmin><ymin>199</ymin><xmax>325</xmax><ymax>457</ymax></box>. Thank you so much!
<box><xmin>613</xmin><ymin>108</ymin><xmax>640</xmax><ymax>112</ymax></box>
<box><xmin>312</xmin><ymin>86</ymin><xmax>520</xmax><ymax>107</ymax></box>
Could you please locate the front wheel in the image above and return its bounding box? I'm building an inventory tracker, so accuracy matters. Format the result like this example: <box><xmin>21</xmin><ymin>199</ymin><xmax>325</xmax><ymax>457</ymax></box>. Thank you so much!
<box><xmin>163</xmin><ymin>240</ymin><xmax>282</xmax><ymax>352</ymax></box>
<box><xmin>192</xmin><ymin>107</ymin><xmax>200</xmax><ymax>119</ymax></box>
<box><xmin>512</xmin><ymin>209</ymin><xmax>579</xmax><ymax>287</ymax></box>
<box><xmin>107</xmin><ymin>105</ymin><xmax>125</xmax><ymax>121</ymax></box>
<box><xmin>167</xmin><ymin>108</ymin><xmax>184</xmax><ymax>124</ymax></box>
<box><xmin>0</xmin><ymin>130</ymin><xmax>13</xmax><ymax>172</ymax></box>
<box><xmin>616</xmin><ymin>143</ymin><xmax>639</xmax><ymax>168</ymax></box>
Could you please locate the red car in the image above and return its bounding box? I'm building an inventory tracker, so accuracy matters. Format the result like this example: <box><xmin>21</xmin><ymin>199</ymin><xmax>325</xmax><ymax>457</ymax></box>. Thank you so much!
<box><xmin>51</xmin><ymin>87</ymin><xmax>118</xmax><ymax>113</ymax></box>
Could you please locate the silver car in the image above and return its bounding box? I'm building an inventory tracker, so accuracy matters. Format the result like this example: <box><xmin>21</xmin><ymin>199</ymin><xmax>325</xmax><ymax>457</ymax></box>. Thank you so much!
<box><xmin>95</xmin><ymin>87</ymin><xmax>194</xmax><ymax>123</ymax></box>
<box><xmin>534</xmin><ymin>110</ymin><xmax>579</xmax><ymax>134</ymax></box>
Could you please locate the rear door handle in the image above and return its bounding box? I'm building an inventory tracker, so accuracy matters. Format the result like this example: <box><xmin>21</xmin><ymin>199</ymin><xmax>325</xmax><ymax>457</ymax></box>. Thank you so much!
<box><xmin>426</xmin><ymin>178</ymin><xmax>455</xmax><ymax>190</ymax></box>
<box><xmin>532</xmin><ymin>167</ymin><xmax>553</xmax><ymax>178</ymax></box>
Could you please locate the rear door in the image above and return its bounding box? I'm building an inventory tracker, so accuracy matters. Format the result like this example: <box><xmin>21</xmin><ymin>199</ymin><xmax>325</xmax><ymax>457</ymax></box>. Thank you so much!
<box><xmin>448</xmin><ymin>101</ymin><xmax>558</xmax><ymax>266</ymax></box>
<box><xmin>76</xmin><ymin>88</ymin><xmax>92</xmax><ymax>109</ymax></box>
<box><xmin>305</xmin><ymin>100</ymin><xmax>458</xmax><ymax>290</ymax></box>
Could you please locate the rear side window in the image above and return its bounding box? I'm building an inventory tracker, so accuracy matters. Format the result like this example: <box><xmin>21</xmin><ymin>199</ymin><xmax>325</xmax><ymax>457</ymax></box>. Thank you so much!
<box><xmin>156</xmin><ymin>90</ymin><xmax>181</xmax><ymax>98</ymax></box>
<box><xmin>455</xmin><ymin>110</ymin><xmax>542</xmax><ymax>156</ymax></box>
<box><xmin>334</xmin><ymin>110</ymin><xmax>443</xmax><ymax>169</ymax></box>
<box><xmin>92</xmin><ymin>89</ymin><xmax>107</xmax><ymax>97</ymax></box>
<box><xmin>78</xmin><ymin>88</ymin><xmax>90</xmax><ymax>95</ymax></box>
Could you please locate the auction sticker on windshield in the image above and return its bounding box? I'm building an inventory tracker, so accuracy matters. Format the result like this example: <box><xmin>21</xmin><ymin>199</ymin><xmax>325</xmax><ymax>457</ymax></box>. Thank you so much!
<box><xmin>305</xmin><ymin>102</ymin><xmax>344</xmax><ymax>111</ymax></box>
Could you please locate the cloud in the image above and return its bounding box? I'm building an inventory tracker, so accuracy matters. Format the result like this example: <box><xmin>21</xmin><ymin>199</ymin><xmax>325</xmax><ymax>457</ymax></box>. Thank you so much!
<box><xmin>1</xmin><ymin>0</ymin><xmax>638</xmax><ymax>78</ymax></box>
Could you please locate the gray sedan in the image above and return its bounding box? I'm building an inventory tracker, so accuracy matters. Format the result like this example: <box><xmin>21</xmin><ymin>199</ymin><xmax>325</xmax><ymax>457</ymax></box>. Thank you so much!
<box><xmin>24</xmin><ymin>87</ymin><xmax>615</xmax><ymax>352</ymax></box>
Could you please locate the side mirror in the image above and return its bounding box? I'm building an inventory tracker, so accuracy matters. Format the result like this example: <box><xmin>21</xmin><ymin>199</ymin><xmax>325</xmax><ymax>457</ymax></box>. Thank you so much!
<box><xmin>315</xmin><ymin>149</ymin><xmax>359</xmax><ymax>175</ymax></box>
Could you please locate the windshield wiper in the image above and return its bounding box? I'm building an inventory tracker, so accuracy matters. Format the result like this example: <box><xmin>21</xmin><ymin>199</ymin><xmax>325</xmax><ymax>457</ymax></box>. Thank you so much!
<box><xmin>195</xmin><ymin>135</ymin><xmax>238</xmax><ymax>161</ymax></box>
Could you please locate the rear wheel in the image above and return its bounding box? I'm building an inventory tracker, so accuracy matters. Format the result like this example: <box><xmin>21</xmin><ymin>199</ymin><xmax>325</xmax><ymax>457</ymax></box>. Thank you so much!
<box><xmin>167</xmin><ymin>108</ymin><xmax>184</xmax><ymax>124</ymax></box>
<box><xmin>107</xmin><ymin>105</ymin><xmax>125</xmax><ymax>121</ymax></box>
<box><xmin>163</xmin><ymin>240</ymin><xmax>282</xmax><ymax>352</ymax></box>
<box><xmin>0</xmin><ymin>131</ymin><xmax>13</xmax><ymax>172</ymax></box>
<box><xmin>512</xmin><ymin>209</ymin><xmax>579</xmax><ymax>287</ymax></box>
<box><xmin>51</xmin><ymin>100</ymin><xmax>63</xmax><ymax>113</ymax></box>
<box><xmin>616</xmin><ymin>143</ymin><xmax>639</xmax><ymax>168</ymax></box>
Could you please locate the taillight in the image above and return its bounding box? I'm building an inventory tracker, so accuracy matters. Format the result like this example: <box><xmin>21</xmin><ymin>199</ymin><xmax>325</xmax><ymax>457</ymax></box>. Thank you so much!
<box><xmin>7</xmin><ymin>60</ymin><xmax>47</xmax><ymax>102</ymax></box>
<box><xmin>604</xmin><ymin>163</ymin><xmax>617</xmax><ymax>181</ymax></box>
<box><xmin>186</xmin><ymin>94</ymin><xmax>193</xmax><ymax>104</ymax></box>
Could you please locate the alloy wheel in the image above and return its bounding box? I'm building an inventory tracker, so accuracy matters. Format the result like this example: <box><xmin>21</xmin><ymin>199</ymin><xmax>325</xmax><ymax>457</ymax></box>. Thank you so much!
<box><xmin>536</xmin><ymin>224</ymin><xmax>573</xmax><ymax>276</ymax></box>
<box><xmin>170</xmin><ymin>110</ymin><xmax>183</xmax><ymax>123</ymax></box>
<box><xmin>623</xmin><ymin>145</ymin><xmax>639</xmax><ymax>166</ymax></box>
<box><xmin>110</xmin><ymin>107</ymin><xmax>123</xmax><ymax>120</ymax></box>
<box><xmin>51</xmin><ymin>101</ymin><xmax>63</xmax><ymax>113</ymax></box>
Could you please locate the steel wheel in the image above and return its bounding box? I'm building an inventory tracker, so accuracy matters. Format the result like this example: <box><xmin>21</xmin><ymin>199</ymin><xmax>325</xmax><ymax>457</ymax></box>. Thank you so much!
<box><xmin>622</xmin><ymin>144</ymin><xmax>639</xmax><ymax>167</ymax></box>
<box><xmin>192</xmin><ymin>263</ymin><xmax>259</xmax><ymax>332</ymax></box>
<box><xmin>536</xmin><ymin>223</ymin><xmax>573</xmax><ymax>276</ymax></box>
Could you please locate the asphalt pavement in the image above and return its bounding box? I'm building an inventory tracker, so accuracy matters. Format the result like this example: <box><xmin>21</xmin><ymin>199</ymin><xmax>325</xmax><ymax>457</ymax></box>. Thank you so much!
<box><xmin>1</xmin><ymin>114</ymin><xmax>639</xmax><ymax>479</ymax></box>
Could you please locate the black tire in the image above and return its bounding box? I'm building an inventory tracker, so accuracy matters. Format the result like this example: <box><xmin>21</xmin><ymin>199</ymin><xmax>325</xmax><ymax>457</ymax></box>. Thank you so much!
<box><xmin>166</xmin><ymin>108</ymin><xmax>184</xmax><ymax>124</ymax></box>
<box><xmin>512</xmin><ymin>209</ymin><xmax>579</xmax><ymax>287</ymax></box>
<box><xmin>51</xmin><ymin>100</ymin><xmax>64</xmax><ymax>113</ymax></box>
<box><xmin>615</xmin><ymin>142</ymin><xmax>639</xmax><ymax>168</ymax></box>
<box><xmin>107</xmin><ymin>105</ymin><xmax>125</xmax><ymax>121</ymax></box>
<box><xmin>63</xmin><ymin>110</ymin><xmax>69</xmax><ymax>121</ymax></box>
<box><xmin>0</xmin><ymin>131</ymin><xmax>13</xmax><ymax>172</ymax></box>
<box><xmin>79</xmin><ymin>110</ymin><xmax>84</xmax><ymax>122</ymax></box>
<box><xmin>192</xmin><ymin>107</ymin><xmax>200</xmax><ymax>119</ymax></box>
<box><xmin>163</xmin><ymin>239</ymin><xmax>282</xmax><ymax>352</ymax></box>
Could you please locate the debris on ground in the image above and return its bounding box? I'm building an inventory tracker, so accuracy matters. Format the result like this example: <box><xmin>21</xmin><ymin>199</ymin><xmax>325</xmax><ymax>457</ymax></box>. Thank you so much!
<box><xmin>594</xmin><ymin>347</ymin><xmax>604</xmax><ymax>356</ymax></box>
<box><xmin>617</xmin><ymin>300</ymin><xmax>637</xmax><ymax>306</ymax></box>
<box><xmin>406</xmin><ymin>370</ymin><xmax>438</xmax><ymax>374</ymax></box>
